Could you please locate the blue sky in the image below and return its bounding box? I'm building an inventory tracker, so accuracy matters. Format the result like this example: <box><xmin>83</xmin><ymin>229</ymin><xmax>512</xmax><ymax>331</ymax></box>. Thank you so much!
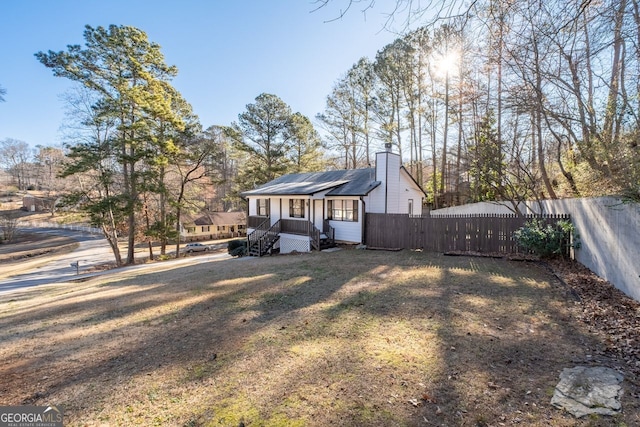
<box><xmin>0</xmin><ymin>1</ymin><xmax>403</xmax><ymax>149</ymax></box>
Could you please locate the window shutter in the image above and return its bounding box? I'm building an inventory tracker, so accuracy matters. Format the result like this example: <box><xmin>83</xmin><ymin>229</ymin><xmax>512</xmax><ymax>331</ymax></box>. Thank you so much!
<box><xmin>289</xmin><ymin>199</ymin><xmax>293</xmax><ymax>217</ymax></box>
<box><xmin>327</xmin><ymin>200</ymin><xmax>333</xmax><ymax>220</ymax></box>
<box><xmin>353</xmin><ymin>200</ymin><xmax>358</xmax><ymax>222</ymax></box>
<box><xmin>266</xmin><ymin>199</ymin><xmax>270</xmax><ymax>217</ymax></box>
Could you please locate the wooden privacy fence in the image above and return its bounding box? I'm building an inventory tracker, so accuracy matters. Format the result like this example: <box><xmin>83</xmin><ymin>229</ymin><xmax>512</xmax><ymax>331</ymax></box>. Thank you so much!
<box><xmin>365</xmin><ymin>213</ymin><xmax>571</xmax><ymax>255</ymax></box>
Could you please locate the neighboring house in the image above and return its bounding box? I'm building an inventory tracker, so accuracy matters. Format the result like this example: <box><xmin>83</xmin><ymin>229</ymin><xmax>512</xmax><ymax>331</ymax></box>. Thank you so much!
<box><xmin>22</xmin><ymin>194</ymin><xmax>57</xmax><ymax>212</ymax></box>
<box><xmin>180</xmin><ymin>211</ymin><xmax>246</xmax><ymax>241</ymax></box>
<box><xmin>242</xmin><ymin>148</ymin><xmax>426</xmax><ymax>256</ymax></box>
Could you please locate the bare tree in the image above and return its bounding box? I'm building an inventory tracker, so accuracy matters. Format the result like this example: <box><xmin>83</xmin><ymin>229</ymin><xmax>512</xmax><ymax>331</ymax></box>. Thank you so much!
<box><xmin>0</xmin><ymin>138</ymin><xmax>32</xmax><ymax>190</ymax></box>
<box><xmin>0</xmin><ymin>211</ymin><xmax>20</xmax><ymax>243</ymax></box>
<box><xmin>58</xmin><ymin>87</ymin><xmax>124</xmax><ymax>266</ymax></box>
<box><xmin>317</xmin><ymin>0</ymin><xmax>640</xmax><ymax>203</ymax></box>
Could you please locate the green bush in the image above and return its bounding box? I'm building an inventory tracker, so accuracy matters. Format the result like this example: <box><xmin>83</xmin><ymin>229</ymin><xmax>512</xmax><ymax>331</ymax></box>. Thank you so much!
<box><xmin>513</xmin><ymin>219</ymin><xmax>579</xmax><ymax>259</ymax></box>
<box><xmin>227</xmin><ymin>239</ymin><xmax>247</xmax><ymax>257</ymax></box>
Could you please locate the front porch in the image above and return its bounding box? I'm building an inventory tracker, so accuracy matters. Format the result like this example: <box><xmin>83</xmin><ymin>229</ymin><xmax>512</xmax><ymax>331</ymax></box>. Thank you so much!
<box><xmin>247</xmin><ymin>216</ymin><xmax>335</xmax><ymax>257</ymax></box>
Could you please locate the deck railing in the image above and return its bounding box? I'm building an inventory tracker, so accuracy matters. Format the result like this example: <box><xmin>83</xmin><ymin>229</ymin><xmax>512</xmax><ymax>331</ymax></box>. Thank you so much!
<box><xmin>248</xmin><ymin>219</ymin><xmax>281</xmax><ymax>256</ymax></box>
<box><xmin>310</xmin><ymin>227</ymin><xmax>321</xmax><ymax>251</ymax></box>
<box><xmin>323</xmin><ymin>220</ymin><xmax>335</xmax><ymax>243</ymax></box>
<box><xmin>248</xmin><ymin>215</ymin><xmax>269</xmax><ymax>229</ymax></box>
<box><xmin>250</xmin><ymin>218</ymin><xmax>333</xmax><ymax>253</ymax></box>
<box><xmin>247</xmin><ymin>217</ymin><xmax>270</xmax><ymax>253</ymax></box>
<box><xmin>280</xmin><ymin>218</ymin><xmax>313</xmax><ymax>235</ymax></box>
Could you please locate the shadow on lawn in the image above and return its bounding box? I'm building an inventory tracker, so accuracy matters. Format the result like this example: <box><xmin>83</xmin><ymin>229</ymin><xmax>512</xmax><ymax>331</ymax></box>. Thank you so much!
<box><xmin>0</xmin><ymin>250</ymin><xmax>610</xmax><ymax>426</ymax></box>
<box><xmin>311</xmin><ymin>254</ymin><xmax>604</xmax><ymax>426</ymax></box>
<box><xmin>0</xmin><ymin>254</ymin><xmax>354</xmax><ymax>418</ymax></box>
<box><xmin>235</xmin><ymin>253</ymin><xmax>606</xmax><ymax>426</ymax></box>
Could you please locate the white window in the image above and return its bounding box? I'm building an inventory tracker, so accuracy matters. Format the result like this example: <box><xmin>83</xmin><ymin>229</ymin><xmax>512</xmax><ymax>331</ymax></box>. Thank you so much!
<box><xmin>256</xmin><ymin>199</ymin><xmax>270</xmax><ymax>216</ymax></box>
<box><xmin>289</xmin><ymin>199</ymin><xmax>305</xmax><ymax>218</ymax></box>
<box><xmin>327</xmin><ymin>200</ymin><xmax>358</xmax><ymax>222</ymax></box>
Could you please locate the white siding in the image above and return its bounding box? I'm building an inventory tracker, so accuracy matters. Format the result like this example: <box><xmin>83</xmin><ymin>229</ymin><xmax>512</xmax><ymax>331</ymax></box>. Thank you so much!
<box><xmin>247</xmin><ymin>196</ymin><xmax>281</xmax><ymax>225</ymax></box>
<box><xmin>371</xmin><ymin>151</ymin><xmax>424</xmax><ymax>214</ymax></box>
<box><xmin>386</xmin><ymin>154</ymin><xmax>402</xmax><ymax>213</ymax></box>
<box><xmin>407</xmin><ymin>189</ymin><xmax>424</xmax><ymax>215</ymax></box>
<box><xmin>397</xmin><ymin>169</ymin><xmax>425</xmax><ymax>214</ymax></box>
<box><xmin>327</xmin><ymin>197</ymin><xmax>363</xmax><ymax>243</ymax></box>
<box><xmin>247</xmin><ymin>153</ymin><xmax>424</xmax><ymax>247</ymax></box>
<box><xmin>331</xmin><ymin>220</ymin><xmax>362</xmax><ymax>243</ymax></box>
<box><xmin>365</xmin><ymin>186</ymin><xmax>385</xmax><ymax>214</ymax></box>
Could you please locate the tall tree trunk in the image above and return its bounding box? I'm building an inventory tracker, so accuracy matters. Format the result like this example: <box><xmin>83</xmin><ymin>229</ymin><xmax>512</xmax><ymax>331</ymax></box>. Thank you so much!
<box><xmin>633</xmin><ymin>0</ymin><xmax>640</xmax><ymax>118</ymax></box>
<box><xmin>431</xmin><ymin>97</ymin><xmax>438</xmax><ymax>208</ymax></box>
<box><xmin>417</xmin><ymin>110</ymin><xmax>423</xmax><ymax>186</ymax></box>
<box><xmin>532</xmin><ymin>28</ymin><xmax>557</xmax><ymax>199</ymax></box>
<box><xmin>364</xmin><ymin>103</ymin><xmax>371</xmax><ymax>166</ymax></box>
<box><xmin>174</xmin><ymin>206</ymin><xmax>183</xmax><ymax>258</ymax></box>
<box><xmin>143</xmin><ymin>197</ymin><xmax>154</xmax><ymax>261</ymax></box>
<box><xmin>103</xmin><ymin>183</ymin><xmax>123</xmax><ymax>266</ymax></box>
<box><xmin>439</xmin><ymin>71</ymin><xmax>450</xmax><ymax>195</ymax></box>
<box><xmin>496</xmin><ymin>5</ymin><xmax>504</xmax><ymax>183</ymax></box>
<box><xmin>127</xmin><ymin>155</ymin><xmax>137</xmax><ymax>264</ymax></box>
<box><xmin>455</xmin><ymin>58</ymin><xmax>464</xmax><ymax>199</ymax></box>
<box><xmin>102</xmin><ymin>223</ymin><xmax>123</xmax><ymax>267</ymax></box>
<box><xmin>455</xmin><ymin>91</ymin><xmax>463</xmax><ymax>200</ymax></box>
<box><xmin>603</xmin><ymin>0</ymin><xmax>627</xmax><ymax>153</ymax></box>
<box><xmin>394</xmin><ymin>85</ymin><xmax>403</xmax><ymax>159</ymax></box>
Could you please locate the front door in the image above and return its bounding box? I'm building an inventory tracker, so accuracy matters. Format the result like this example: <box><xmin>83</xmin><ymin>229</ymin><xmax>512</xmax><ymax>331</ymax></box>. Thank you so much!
<box><xmin>313</xmin><ymin>199</ymin><xmax>323</xmax><ymax>230</ymax></box>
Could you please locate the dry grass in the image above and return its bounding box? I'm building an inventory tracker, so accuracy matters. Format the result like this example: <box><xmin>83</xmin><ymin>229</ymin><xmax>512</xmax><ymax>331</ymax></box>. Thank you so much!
<box><xmin>0</xmin><ymin>232</ymin><xmax>79</xmax><ymax>280</ymax></box>
<box><xmin>0</xmin><ymin>250</ymin><xmax>637</xmax><ymax>426</ymax></box>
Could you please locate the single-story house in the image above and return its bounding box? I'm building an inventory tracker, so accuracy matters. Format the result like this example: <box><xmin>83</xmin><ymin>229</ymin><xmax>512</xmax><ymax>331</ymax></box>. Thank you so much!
<box><xmin>22</xmin><ymin>194</ymin><xmax>58</xmax><ymax>212</ymax></box>
<box><xmin>241</xmin><ymin>148</ymin><xmax>426</xmax><ymax>256</ymax></box>
<box><xmin>180</xmin><ymin>211</ymin><xmax>246</xmax><ymax>241</ymax></box>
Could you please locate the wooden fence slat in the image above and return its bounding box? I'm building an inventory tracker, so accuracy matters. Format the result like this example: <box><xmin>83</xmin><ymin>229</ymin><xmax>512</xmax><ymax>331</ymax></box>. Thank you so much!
<box><xmin>365</xmin><ymin>213</ymin><xmax>571</xmax><ymax>256</ymax></box>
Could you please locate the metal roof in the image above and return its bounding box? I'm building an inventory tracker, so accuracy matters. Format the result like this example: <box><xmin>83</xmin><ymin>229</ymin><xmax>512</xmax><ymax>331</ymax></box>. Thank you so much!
<box><xmin>241</xmin><ymin>168</ymin><xmax>380</xmax><ymax>197</ymax></box>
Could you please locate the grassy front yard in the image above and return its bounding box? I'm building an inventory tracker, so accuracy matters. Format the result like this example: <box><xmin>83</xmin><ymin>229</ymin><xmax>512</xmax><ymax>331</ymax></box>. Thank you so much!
<box><xmin>0</xmin><ymin>249</ymin><xmax>637</xmax><ymax>426</ymax></box>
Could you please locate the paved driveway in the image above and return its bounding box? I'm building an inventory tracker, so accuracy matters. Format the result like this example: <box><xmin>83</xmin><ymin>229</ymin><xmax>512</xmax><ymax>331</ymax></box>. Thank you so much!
<box><xmin>0</xmin><ymin>228</ymin><xmax>112</xmax><ymax>294</ymax></box>
<box><xmin>0</xmin><ymin>228</ymin><xmax>232</xmax><ymax>296</ymax></box>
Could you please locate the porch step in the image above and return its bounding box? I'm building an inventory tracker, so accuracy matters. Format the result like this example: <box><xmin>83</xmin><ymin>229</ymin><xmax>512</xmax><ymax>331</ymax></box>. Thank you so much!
<box><xmin>319</xmin><ymin>237</ymin><xmax>335</xmax><ymax>250</ymax></box>
<box><xmin>248</xmin><ymin>234</ymin><xmax>280</xmax><ymax>257</ymax></box>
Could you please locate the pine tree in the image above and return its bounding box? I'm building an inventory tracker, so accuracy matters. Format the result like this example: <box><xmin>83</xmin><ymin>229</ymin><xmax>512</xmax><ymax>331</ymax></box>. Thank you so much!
<box><xmin>36</xmin><ymin>25</ymin><xmax>192</xmax><ymax>265</ymax></box>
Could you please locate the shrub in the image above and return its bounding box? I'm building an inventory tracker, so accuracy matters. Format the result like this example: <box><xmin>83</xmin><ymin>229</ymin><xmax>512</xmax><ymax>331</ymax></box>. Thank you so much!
<box><xmin>0</xmin><ymin>211</ymin><xmax>20</xmax><ymax>243</ymax></box>
<box><xmin>227</xmin><ymin>239</ymin><xmax>247</xmax><ymax>257</ymax></box>
<box><xmin>513</xmin><ymin>219</ymin><xmax>579</xmax><ymax>259</ymax></box>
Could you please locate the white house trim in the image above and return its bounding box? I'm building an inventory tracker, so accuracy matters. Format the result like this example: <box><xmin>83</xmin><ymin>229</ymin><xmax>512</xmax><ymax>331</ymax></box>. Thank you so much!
<box><xmin>242</xmin><ymin>150</ymin><xmax>425</xmax><ymax>254</ymax></box>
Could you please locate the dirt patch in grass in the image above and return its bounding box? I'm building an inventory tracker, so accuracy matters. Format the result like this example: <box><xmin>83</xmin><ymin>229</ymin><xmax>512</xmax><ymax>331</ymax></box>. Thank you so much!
<box><xmin>0</xmin><ymin>250</ymin><xmax>637</xmax><ymax>426</ymax></box>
